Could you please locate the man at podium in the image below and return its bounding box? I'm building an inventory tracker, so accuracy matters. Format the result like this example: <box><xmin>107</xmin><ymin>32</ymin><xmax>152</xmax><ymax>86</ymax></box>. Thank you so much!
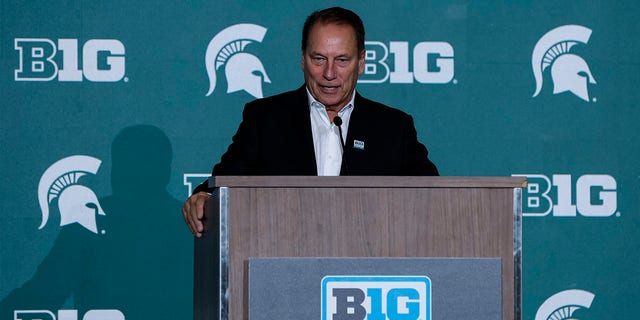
<box><xmin>183</xmin><ymin>7</ymin><xmax>439</xmax><ymax>237</ymax></box>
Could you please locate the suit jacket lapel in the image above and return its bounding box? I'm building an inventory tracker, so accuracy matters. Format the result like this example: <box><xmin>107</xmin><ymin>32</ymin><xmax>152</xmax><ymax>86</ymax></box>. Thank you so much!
<box><xmin>341</xmin><ymin>92</ymin><xmax>369</xmax><ymax>174</ymax></box>
<box><xmin>289</xmin><ymin>85</ymin><xmax>318</xmax><ymax>174</ymax></box>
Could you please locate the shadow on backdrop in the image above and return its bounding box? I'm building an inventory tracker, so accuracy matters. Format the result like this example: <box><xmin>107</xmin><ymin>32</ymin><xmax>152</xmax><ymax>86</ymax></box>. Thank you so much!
<box><xmin>1</xmin><ymin>125</ymin><xmax>192</xmax><ymax>319</ymax></box>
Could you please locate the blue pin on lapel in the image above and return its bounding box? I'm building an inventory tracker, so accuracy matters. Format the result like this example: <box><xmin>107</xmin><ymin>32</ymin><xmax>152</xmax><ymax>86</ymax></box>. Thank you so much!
<box><xmin>353</xmin><ymin>140</ymin><xmax>365</xmax><ymax>150</ymax></box>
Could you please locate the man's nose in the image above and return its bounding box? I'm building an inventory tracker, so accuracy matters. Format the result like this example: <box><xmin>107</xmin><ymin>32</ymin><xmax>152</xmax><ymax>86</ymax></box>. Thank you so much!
<box><xmin>323</xmin><ymin>61</ymin><xmax>336</xmax><ymax>80</ymax></box>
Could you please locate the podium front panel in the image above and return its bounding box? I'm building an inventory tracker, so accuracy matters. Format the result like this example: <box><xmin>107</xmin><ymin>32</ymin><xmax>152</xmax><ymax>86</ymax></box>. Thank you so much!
<box><xmin>194</xmin><ymin>176</ymin><xmax>524</xmax><ymax>320</ymax></box>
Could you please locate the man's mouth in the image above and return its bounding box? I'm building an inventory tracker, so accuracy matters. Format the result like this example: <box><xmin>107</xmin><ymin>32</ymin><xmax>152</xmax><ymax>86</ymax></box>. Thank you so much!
<box><xmin>320</xmin><ymin>85</ymin><xmax>339</xmax><ymax>92</ymax></box>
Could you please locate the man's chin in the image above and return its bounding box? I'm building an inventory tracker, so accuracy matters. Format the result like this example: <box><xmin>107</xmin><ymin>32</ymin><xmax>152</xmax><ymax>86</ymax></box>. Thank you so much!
<box><xmin>316</xmin><ymin>94</ymin><xmax>342</xmax><ymax>107</ymax></box>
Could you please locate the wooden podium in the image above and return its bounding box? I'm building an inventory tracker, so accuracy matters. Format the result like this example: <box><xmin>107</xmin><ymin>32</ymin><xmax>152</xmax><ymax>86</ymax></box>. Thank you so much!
<box><xmin>194</xmin><ymin>176</ymin><xmax>525</xmax><ymax>320</ymax></box>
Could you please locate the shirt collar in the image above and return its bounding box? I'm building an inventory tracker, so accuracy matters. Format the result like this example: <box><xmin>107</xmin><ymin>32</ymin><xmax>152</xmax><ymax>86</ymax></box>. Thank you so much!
<box><xmin>306</xmin><ymin>87</ymin><xmax>356</xmax><ymax>116</ymax></box>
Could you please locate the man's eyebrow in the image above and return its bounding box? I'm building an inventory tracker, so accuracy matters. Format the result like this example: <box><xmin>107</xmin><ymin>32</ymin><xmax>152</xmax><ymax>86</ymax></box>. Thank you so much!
<box><xmin>307</xmin><ymin>51</ymin><xmax>352</xmax><ymax>59</ymax></box>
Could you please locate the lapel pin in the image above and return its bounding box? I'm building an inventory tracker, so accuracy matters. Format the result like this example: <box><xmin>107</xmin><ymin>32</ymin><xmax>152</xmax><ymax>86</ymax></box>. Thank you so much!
<box><xmin>353</xmin><ymin>140</ymin><xmax>365</xmax><ymax>150</ymax></box>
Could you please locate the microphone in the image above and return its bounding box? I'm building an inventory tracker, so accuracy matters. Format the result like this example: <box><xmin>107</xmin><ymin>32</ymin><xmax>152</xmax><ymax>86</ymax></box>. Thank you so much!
<box><xmin>333</xmin><ymin>116</ymin><xmax>346</xmax><ymax>151</ymax></box>
<box><xmin>333</xmin><ymin>116</ymin><xmax>349</xmax><ymax>175</ymax></box>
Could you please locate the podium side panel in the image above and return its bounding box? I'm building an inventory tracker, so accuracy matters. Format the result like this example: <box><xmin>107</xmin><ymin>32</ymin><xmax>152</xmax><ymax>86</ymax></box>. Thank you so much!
<box><xmin>194</xmin><ymin>188</ymin><xmax>227</xmax><ymax>320</ymax></box>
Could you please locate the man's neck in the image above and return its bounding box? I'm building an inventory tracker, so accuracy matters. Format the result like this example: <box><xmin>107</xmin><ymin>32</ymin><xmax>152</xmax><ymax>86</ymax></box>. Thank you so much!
<box><xmin>305</xmin><ymin>87</ymin><xmax>356</xmax><ymax>123</ymax></box>
<box><xmin>326</xmin><ymin>107</ymin><xmax>342</xmax><ymax>123</ymax></box>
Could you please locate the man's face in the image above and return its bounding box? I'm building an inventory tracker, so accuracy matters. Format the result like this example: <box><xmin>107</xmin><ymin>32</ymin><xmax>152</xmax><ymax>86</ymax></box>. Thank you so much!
<box><xmin>302</xmin><ymin>22</ymin><xmax>365</xmax><ymax>112</ymax></box>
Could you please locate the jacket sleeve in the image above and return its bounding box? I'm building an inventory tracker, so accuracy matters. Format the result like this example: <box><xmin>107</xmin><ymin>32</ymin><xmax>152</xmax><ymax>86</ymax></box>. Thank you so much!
<box><xmin>212</xmin><ymin>101</ymin><xmax>263</xmax><ymax>176</ymax></box>
<box><xmin>402</xmin><ymin>114</ymin><xmax>439</xmax><ymax>176</ymax></box>
<box><xmin>193</xmin><ymin>102</ymin><xmax>262</xmax><ymax>194</ymax></box>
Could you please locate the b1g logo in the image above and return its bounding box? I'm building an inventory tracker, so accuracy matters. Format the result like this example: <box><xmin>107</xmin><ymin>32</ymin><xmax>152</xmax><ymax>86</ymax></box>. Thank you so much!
<box><xmin>321</xmin><ymin>276</ymin><xmax>431</xmax><ymax>320</ymax></box>
<box><xmin>358</xmin><ymin>41</ymin><xmax>455</xmax><ymax>84</ymax></box>
<box><xmin>14</xmin><ymin>309</ymin><xmax>124</xmax><ymax>320</ymax></box>
<box><xmin>512</xmin><ymin>174</ymin><xmax>618</xmax><ymax>217</ymax></box>
<box><xmin>15</xmin><ymin>38</ymin><xmax>126</xmax><ymax>82</ymax></box>
<box><xmin>183</xmin><ymin>173</ymin><xmax>209</xmax><ymax>196</ymax></box>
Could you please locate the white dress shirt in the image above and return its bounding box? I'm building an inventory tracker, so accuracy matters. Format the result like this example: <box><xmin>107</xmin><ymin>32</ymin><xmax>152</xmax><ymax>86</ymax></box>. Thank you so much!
<box><xmin>306</xmin><ymin>88</ymin><xmax>355</xmax><ymax>176</ymax></box>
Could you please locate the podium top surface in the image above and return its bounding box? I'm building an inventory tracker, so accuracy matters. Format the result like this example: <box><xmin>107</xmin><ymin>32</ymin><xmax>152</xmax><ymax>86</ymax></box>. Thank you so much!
<box><xmin>210</xmin><ymin>176</ymin><xmax>526</xmax><ymax>188</ymax></box>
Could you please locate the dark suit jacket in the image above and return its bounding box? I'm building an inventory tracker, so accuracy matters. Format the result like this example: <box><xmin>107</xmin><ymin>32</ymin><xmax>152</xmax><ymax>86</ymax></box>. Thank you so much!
<box><xmin>195</xmin><ymin>85</ymin><xmax>438</xmax><ymax>192</ymax></box>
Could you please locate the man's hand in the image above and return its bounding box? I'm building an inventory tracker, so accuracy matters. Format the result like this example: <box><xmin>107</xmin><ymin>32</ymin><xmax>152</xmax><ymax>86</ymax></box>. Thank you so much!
<box><xmin>182</xmin><ymin>191</ymin><xmax>210</xmax><ymax>237</ymax></box>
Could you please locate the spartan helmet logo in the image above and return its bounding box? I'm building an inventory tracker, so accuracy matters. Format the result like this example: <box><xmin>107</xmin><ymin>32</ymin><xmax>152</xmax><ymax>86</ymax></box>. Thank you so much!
<box><xmin>38</xmin><ymin>155</ymin><xmax>106</xmax><ymax>234</ymax></box>
<box><xmin>535</xmin><ymin>289</ymin><xmax>595</xmax><ymax>320</ymax></box>
<box><xmin>532</xmin><ymin>25</ymin><xmax>596</xmax><ymax>102</ymax></box>
<box><xmin>205</xmin><ymin>23</ymin><xmax>271</xmax><ymax>99</ymax></box>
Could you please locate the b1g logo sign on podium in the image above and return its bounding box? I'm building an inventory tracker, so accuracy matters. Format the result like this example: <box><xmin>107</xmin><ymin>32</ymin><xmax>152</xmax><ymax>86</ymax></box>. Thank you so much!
<box><xmin>14</xmin><ymin>38</ymin><xmax>126</xmax><ymax>82</ymax></box>
<box><xmin>321</xmin><ymin>276</ymin><xmax>431</xmax><ymax>320</ymax></box>
<box><xmin>14</xmin><ymin>309</ymin><xmax>124</xmax><ymax>320</ymax></box>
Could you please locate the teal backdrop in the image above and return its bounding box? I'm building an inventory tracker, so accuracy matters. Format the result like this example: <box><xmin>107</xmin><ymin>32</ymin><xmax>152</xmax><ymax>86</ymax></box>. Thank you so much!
<box><xmin>1</xmin><ymin>1</ymin><xmax>638</xmax><ymax>319</ymax></box>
